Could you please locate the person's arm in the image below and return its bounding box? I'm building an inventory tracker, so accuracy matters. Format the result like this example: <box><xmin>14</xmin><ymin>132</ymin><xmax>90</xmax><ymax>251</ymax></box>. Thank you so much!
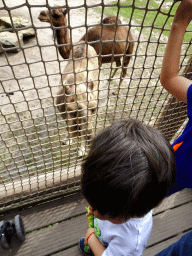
<box><xmin>85</xmin><ymin>228</ymin><xmax>106</xmax><ymax>256</ymax></box>
<box><xmin>160</xmin><ymin>0</ymin><xmax>192</xmax><ymax>103</ymax></box>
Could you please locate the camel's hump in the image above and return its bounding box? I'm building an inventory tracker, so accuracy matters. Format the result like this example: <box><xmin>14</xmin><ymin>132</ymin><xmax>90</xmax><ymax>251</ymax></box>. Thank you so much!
<box><xmin>102</xmin><ymin>16</ymin><xmax>122</xmax><ymax>25</ymax></box>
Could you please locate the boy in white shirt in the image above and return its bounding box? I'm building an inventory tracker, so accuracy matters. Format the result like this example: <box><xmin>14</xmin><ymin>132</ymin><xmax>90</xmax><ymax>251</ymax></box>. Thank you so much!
<box><xmin>79</xmin><ymin>118</ymin><xmax>176</xmax><ymax>256</ymax></box>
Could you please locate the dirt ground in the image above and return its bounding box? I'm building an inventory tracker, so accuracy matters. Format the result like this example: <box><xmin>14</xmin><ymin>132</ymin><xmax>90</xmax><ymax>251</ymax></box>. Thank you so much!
<box><xmin>0</xmin><ymin>0</ymin><xmax>129</xmax><ymax>186</ymax></box>
<box><xmin>1</xmin><ymin>0</ymin><xmax>187</xmax><ymax>194</ymax></box>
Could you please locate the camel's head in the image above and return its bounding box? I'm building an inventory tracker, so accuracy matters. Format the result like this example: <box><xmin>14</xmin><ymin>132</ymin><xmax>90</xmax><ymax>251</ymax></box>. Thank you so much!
<box><xmin>38</xmin><ymin>7</ymin><xmax>68</xmax><ymax>27</ymax></box>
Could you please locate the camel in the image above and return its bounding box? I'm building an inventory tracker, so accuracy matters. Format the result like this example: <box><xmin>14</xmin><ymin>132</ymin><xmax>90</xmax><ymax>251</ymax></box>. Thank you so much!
<box><xmin>38</xmin><ymin>8</ymin><xmax>71</xmax><ymax>59</ymax></box>
<box><xmin>38</xmin><ymin>7</ymin><xmax>134</xmax><ymax>94</ymax></box>
<box><xmin>56</xmin><ymin>42</ymin><xmax>99</xmax><ymax>157</ymax></box>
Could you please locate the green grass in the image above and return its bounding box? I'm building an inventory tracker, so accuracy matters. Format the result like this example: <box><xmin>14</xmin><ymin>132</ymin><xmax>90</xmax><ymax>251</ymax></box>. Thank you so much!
<box><xmin>95</xmin><ymin>0</ymin><xmax>192</xmax><ymax>42</ymax></box>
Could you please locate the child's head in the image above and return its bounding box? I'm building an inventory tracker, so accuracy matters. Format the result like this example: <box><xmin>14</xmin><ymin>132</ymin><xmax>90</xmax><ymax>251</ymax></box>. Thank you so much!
<box><xmin>81</xmin><ymin>119</ymin><xmax>176</xmax><ymax>223</ymax></box>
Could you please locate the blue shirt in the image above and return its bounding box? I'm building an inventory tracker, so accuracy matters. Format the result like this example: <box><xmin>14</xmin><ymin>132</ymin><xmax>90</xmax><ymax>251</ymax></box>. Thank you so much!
<box><xmin>171</xmin><ymin>84</ymin><xmax>192</xmax><ymax>191</ymax></box>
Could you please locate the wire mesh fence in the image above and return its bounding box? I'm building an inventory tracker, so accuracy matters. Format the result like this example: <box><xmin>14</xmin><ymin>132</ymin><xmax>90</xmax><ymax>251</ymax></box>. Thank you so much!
<box><xmin>0</xmin><ymin>0</ymin><xmax>191</xmax><ymax>211</ymax></box>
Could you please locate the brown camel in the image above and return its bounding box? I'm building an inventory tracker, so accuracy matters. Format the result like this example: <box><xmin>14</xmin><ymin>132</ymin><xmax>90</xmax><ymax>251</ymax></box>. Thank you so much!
<box><xmin>154</xmin><ymin>56</ymin><xmax>192</xmax><ymax>141</ymax></box>
<box><xmin>38</xmin><ymin>8</ymin><xmax>71</xmax><ymax>59</ymax></box>
<box><xmin>38</xmin><ymin>7</ymin><xmax>134</xmax><ymax>94</ymax></box>
<box><xmin>56</xmin><ymin>42</ymin><xmax>99</xmax><ymax>157</ymax></box>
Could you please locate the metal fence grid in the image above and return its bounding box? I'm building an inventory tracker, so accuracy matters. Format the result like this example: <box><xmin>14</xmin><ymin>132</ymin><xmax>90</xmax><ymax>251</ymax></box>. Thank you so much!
<box><xmin>0</xmin><ymin>0</ymin><xmax>191</xmax><ymax>211</ymax></box>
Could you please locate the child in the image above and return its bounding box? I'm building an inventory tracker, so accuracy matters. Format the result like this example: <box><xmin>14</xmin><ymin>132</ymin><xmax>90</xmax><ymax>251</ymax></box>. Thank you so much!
<box><xmin>160</xmin><ymin>0</ymin><xmax>192</xmax><ymax>195</ymax></box>
<box><xmin>79</xmin><ymin>118</ymin><xmax>176</xmax><ymax>256</ymax></box>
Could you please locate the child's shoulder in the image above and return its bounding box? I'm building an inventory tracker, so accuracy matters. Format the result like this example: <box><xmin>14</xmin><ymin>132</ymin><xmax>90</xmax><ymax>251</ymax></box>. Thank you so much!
<box><xmin>99</xmin><ymin>210</ymin><xmax>153</xmax><ymax>231</ymax></box>
<box><xmin>99</xmin><ymin>212</ymin><xmax>153</xmax><ymax>255</ymax></box>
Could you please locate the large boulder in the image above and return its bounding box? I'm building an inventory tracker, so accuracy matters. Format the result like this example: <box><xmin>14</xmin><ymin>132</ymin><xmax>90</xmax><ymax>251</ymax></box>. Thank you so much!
<box><xmin>0</xmin><ymin>16</ymin><xmax>35</xmax><ymax>53</ymax></box>
<box><xmin>0</xmin><ymin>31</ymin><xmax>24</xmax><ymax>53</ymax></box>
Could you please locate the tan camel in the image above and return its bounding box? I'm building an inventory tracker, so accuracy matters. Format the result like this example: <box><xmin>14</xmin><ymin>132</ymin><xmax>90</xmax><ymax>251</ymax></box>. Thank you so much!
<box><xmin>154</xmin><ymin>56</ymin><xmax>192</xmax><ymax>141</ymax></box>
<box><xmin>38</xmin><ymin>7</ymin><xmax>134</xmax><ymax>94</ymax></box>
<box><xmin>56</xmin><ymin>42</ymin><xmax>99</xmax><ymax>157</ymax></box>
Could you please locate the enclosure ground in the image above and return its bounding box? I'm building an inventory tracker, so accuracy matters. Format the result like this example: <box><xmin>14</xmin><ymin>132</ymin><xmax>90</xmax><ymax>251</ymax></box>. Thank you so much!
<box><xmin>0</xmin><ymin>0</ymin><xmax>191</xmax><ymax>198</ymax></box>
<box><xmin>0</xmin><ymin>188</ymin><xmax>192</xmax><ymax>256</ymax></box>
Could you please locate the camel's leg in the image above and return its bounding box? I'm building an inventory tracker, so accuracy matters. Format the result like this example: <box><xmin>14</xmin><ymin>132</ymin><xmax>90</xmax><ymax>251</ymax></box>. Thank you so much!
<box><xmin>76</xmin><ymin>117</ymin><xmax>86</xmax><ymax>157</ymax></box>
<box><xmin>84</xmin><ymin>112</ymin><xmax>94</xmax><ymax>145</ymax></box>
<box><xmin>88</xmin><ymin>91</ymin><xmax>98</xmax><ymax>114</ymax></box>
<box><xmin>64</xmin><ymin>113</ymin><xmax>87</xmax><ymax>157</ymax></box>
<box><xmin>59</xmin><ymin>108</ymin><xmax>75</xmax><ymax>146</ymax></box>
<box><xmin>112</xmin><ymin>61</ymin><xmax>125</xmax><ymax>95</ymax></box>
<box><xmin>76</xmin><ymin>134</ymin><xmax>86</xmax><ymax>157</ymax></box>
<box><xmin>111</xmin><ymin>60</ymin><xmax>121</xmax><ymax>79</ymax></box>
<box><xmin>77</xmin><ymin>109</ymin><xmax>94</xmax><ymax>157</ymax></box>
<box><xmin>122</xmin><ymin>38</ymin><xmax>134</xmax><ymax>78</ymax></box>
<box><xmin>62</xmin><ymin>136</ymin><xmax>73</xmax><ymax>146</ymax></box>
<box><xmin>110</xmin><ymin>60</ymin><xmax>121</xmax><ymax>95</ymax></box>
<box><xmin>98</xmin><ymin>58</ymin><xmax>102</xmax><ymax>69</ymax></box>
<box><xmin>63</xmin><ymin>106</ymin><xmax>94</xmax><ymax>157</ymax></box>
<box><xmin>62</xmin><ymin>114</ymin><xmax>77</xmax><ymax>146</ymax></box>
<box><xmin>112</xmin><ymin>39</ymin><xmax>134</xmax><ymax>95</ymax></box>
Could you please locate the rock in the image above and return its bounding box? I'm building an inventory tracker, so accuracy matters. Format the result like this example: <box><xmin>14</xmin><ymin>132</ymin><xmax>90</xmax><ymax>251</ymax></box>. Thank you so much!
<box><xmin>21</xmin><ymin>28</ymin><xmax>35</xmax><ymax>38</ymax></box>
<box><xmin>0</xmin><ymin>16</ymin><xmax>30</xmax><ymax>28</ymax></box>
<box><xmin>0</xmin><ymin>16</ymin><xmax>35</xmax><ymax>53</ymax></box>
<box><xmin>0</xmin><ymin>17</ymin><xmax>35</xmax><ymax>38</ymax></box>
<box><xmin>0</xmin><ymin>24</ymin><xmax>6</xmax><ymax>30</ymax></box>
<box><xmin>0</xmin><ymin>31</ymin><xmax>24</xmax><ymax>53</ymax></box>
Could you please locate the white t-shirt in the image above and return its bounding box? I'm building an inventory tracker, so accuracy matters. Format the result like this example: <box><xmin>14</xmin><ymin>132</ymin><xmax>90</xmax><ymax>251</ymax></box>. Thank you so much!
<box><xmin>94</xmin><ymin>210</ymin><xmax>153</xmax><ymax>256</ymax></box>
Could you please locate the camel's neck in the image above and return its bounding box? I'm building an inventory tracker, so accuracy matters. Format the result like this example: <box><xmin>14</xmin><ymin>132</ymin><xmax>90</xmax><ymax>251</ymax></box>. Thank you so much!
<box><xmin>56</xmin><ymin>26</ymin><xmax>71</xmax><ymax>59</ymax></box>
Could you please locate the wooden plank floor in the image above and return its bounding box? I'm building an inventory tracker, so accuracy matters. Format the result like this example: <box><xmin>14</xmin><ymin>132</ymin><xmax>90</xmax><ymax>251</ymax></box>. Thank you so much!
<box><xmin>0</xmin><ymin>189</ymin><xmax>192</xmax><ymax>256</ymax></box>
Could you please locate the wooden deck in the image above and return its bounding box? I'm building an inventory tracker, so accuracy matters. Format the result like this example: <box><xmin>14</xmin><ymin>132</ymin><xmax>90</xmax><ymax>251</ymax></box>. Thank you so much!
<box><xmin>0</xmin><ymin>188</ymin><xmax>192</xmax><ymax>256</ymax></box>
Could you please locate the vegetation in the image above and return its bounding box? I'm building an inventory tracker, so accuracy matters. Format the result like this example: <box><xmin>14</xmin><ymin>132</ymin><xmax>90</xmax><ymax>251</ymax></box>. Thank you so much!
<box><xmin>94</xmin><ymin>0</ymin><xmax>192</xmax><ymax>41</ymax></box>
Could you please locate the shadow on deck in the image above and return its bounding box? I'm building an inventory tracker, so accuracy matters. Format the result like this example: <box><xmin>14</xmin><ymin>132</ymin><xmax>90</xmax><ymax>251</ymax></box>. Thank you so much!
<box><xmin>0</xmin><ymin>188</ymin><xmax>192</xmax><ymax>256</ymax></box>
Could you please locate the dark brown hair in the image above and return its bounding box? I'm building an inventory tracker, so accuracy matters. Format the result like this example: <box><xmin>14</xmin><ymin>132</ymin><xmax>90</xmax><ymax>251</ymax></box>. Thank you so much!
<box><xmin>81</xmin><ymin>119</ymin><xmax>176</xmax><ymax>219</ymax></box>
